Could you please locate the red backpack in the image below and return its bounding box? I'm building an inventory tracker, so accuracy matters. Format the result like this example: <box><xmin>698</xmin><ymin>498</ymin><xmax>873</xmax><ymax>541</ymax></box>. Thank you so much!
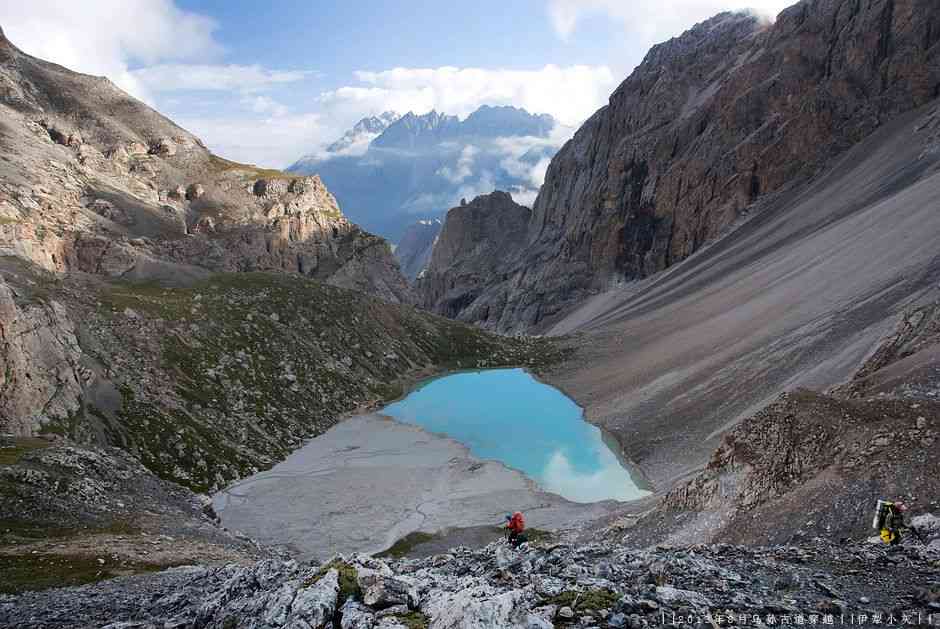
<box><xmin>510</xmin><ymin>512</ymin><xmax>525</xmax><ymax>532</ymax></box>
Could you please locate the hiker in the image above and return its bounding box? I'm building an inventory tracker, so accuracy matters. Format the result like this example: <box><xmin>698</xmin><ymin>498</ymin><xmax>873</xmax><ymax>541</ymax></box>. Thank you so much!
<box><xmin>874</xmin><ymin>499</ymin><xmax>922</xmax><ymax>545</ymax></box>
<box><xmin>505</xmin><ymin>511</ymin><xmax>527</xmax><ymax>547</ymax></box>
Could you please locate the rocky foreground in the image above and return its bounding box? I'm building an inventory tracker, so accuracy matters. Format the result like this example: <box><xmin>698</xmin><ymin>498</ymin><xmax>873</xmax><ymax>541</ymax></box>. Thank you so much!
<box><xmin>3</xmin><ymin>527</ymin><xmax>940</xmax><ymax>629</ymax></box>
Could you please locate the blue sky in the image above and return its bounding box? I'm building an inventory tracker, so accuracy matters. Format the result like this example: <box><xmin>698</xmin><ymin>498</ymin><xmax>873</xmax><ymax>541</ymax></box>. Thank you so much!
<box><xmin>171</xmin><ymin>0</ymin><xmax>617</xmax><ymax>72</ymax></box>
<box><xmin>1</xmin><ymin>0</ymin><xmax>791</xmax><ymax>168</ymax></box>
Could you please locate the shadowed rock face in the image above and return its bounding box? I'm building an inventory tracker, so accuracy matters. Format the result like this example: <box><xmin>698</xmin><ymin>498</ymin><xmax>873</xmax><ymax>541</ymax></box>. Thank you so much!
<box><xmin>0</xmin><ymin>25</ymin><xmax>410</xmax><ymax>303</ymax></box>
<box><xmin>394</xmin><ymin>218</ymin><xmax>441</xmax><ymax>280</ymax></box>
<box><xmin>435</xmin><ymin>1</ymin><xmax>940</xmax><ymax>331</ymax></box>
<box><xmin>416</xmin><ymin>191</ymin><xmax>530</xmax><ymax>319</ymax></box>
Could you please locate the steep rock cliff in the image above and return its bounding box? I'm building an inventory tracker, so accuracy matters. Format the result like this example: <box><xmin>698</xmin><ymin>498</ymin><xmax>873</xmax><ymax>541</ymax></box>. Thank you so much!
<box><xmin>417</xmin><ymin>191</ymin><xmax>530</xmax><ymax>320</ymax></box>
<box><xmin>426</xmin><ymin>0</ymin><xmax>940</xmax><ymax>331</ymax></box>
<box><xmin>0</xmin><ymin>273</ymin><xmax>84</xmax><ymax>435</ymax></box>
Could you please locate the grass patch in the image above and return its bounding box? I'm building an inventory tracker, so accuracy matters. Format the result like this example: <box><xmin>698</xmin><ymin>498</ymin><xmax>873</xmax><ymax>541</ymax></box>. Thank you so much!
<box><xmin>0</xmin><ymin>437</ymin><xmax>52</xmax><ymax>466</ymax></box>
<box><xmin>208</xmin><ymin>155</ymin><xmax>295</xmax><ymax>181</ymax></box>
<box><xmin>519</xmin><ymin>527</ymin><xmax>554</xmax><ymax>544</ymax></box>
<box><xmin>0</xmin><ymin>553</ymin><xmax>168</xmax><ymax>594</ymax></box>
<box><xmin>543</xmin><ymin>589</ymin><xmax>619</xmax><ymax>613</ymax></box>
<box><xmin>389</xmin><ymin>611</ymin><xmax>430</xmax><ymax>629</ymax></box>
<box><xmin>0</xmin><ymin>519</ymin><xmax>141</xmax><ymax>547</ymax></box>
<box><xmin>376</xmin><ymin>531</ymin><xmax>437</xmax><ymax>559</ymax></box>
<box><xmin>99</xmin><ymin>280</ymin><xmax>190</xmax><ymax>321</ymax></box>
<box><xmin>306</xmin><ymin>560</ymin><xmax>361</xmax><ymax>605</ymax></box>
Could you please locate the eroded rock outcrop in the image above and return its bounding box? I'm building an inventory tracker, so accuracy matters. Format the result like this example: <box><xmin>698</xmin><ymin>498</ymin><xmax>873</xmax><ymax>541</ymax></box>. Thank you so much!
<box><xmin>417</xmin><ymin>191</ymin><xmax>529</xmax><ymax>320</ymax></box>
<box><xmin>0</xmin><ymin>25</ymin><xmax>410</xmax><ymax>303</ymax></box>
<box><xmin>0</xmin><ymin>274</ymin><xmax>84</xmax><ymax>435</ymax></box>
<box><xmin>428</xmin><ymin>1</ymin><xmax>940</xmax><ymax>331</ymax></box>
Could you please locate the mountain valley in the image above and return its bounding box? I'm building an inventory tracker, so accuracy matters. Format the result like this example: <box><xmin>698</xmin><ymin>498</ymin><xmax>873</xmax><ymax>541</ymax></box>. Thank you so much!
<box><xmin>2</xmin><ymin>0</ymin><xmax>940</xmax><ymax>627</ymax></box>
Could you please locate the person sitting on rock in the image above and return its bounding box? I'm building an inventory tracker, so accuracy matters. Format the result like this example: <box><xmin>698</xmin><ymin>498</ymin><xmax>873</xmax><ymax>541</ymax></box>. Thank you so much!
<box><xmin>505</xmin><ymin>511</ymin><xmax>527</xmax><ymax>547</ymax></box>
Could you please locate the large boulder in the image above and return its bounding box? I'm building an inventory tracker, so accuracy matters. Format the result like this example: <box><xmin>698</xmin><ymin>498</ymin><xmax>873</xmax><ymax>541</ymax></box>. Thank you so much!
<box><xmin>423</xmin><ymin>585</ymin><xmax>534</xmax><ymax>629</ymax></box>
<box><xmin>288</xmin><ymin>569</ymin><xmax>340</xmax><ymax>628</ymax></box>
<box><xmin>340</xmin><ymin>600</ymin><xmax>376</xmax><ymax>629</ymax></box>
<box><xmin>654</xmin><ymin>585</ymin><xmax>712</xmax><ymax>611</ymax></box>
<box><xmin>359</xmin><ymin>573</ymin><xmax>419</xmax><ymax>610</ymax></box>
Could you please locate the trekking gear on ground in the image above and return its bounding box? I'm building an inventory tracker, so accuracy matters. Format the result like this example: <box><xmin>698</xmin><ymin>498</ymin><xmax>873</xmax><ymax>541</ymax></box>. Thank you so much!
<box><xmin>873</xmin><ymin>500</ymin><xmax>890</xmax><ymax>530</ymax></box>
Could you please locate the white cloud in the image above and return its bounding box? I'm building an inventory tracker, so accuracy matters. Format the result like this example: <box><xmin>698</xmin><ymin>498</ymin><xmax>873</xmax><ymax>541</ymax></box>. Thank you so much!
<box><xmin>508</xmin><ymin>187</ymin><xmax>539</xmax><ymax>208</ymax></box>
<box><xmin>453</xmin><ymin>171</ymin><xmax>498</xmax><ymax>209</ymax></box>
<box><xmin>132</xmin><ymin>64</ymin><xmax>310</xmax><ymax>93</ymax></box>
<box><xmin>548</xmin><ymin>1</ymin><xmax>791</xmax><ymax>48</ymax></box>
<box><xmin>0</xmin><ymin>0</ymin><xmax>220</xmax><ymax>102</ymax></box>
<box><xmin>243</xmin><ymin>95</ymin><xmax>290</xmax><ymax>118</ymax></box>
<box><xmin>437</xmin><ymin>145</ymin><xmax>479</xmax><ymax>184</ymax></box>
<box><xmin>175</xmin><ymin>112</ymin><xmax>323</xmax><ymax>171</ymax></box>
<box><xmin>320</xmin><ymin>65</ymin><xmax>616</xmax><ymax>128</ymax></box>
<box><xmin>0</xmin><ymin>1</ymin><xmax>616</xmax><ymax>172</ymax></box>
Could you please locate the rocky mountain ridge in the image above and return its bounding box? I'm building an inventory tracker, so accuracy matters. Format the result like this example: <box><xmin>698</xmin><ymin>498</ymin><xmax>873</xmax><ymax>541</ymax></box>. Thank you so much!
<box><xmin>0</xmin><ymin>25</ymin><xmax>410</xmax><ymax>304</ymax></box>
<box><xmin>420</xmin><ymin>0</ymin><xmax>940</xmax><ymax>332</ymax></box>
<box><xmin>326</xmin><ymin>112</ymin><xmax>401</xmax><ymax>154</ymax></box>
<box><xmin>287</xmin><ymin>105</ymin><xmax>559</xmax><ymax>242</ymax></box>
<box><xmin>370</xmin><ymin>106</ymin><xmax>555</xmax><ymax>150</ymax></box>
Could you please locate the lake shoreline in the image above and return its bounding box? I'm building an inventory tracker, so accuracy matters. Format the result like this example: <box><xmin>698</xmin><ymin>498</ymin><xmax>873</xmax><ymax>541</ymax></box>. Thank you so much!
<box><xmin>381</xmin><ymin>368</ymin><xmax>650</xmax><ymax>503</ymax></box>
<box><xmin>213</xmin><ymin>413</ymin><xmax>619</xmax><ymax>560</ymax></box>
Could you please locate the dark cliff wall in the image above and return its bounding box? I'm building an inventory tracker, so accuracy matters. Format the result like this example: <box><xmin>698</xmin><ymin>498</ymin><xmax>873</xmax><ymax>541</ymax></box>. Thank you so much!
<box><xmin>422</xmin><ymin>1</ymin><xmax>940</xmax><ymax>331</ymax></box>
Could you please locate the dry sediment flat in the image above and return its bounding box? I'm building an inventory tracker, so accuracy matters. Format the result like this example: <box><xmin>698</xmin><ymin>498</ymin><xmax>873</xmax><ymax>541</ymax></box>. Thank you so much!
<box><xmin>546</xmin><ymin>104</ymin><xmax>940</xmax><ymax>491</ymax></box>
<box><xmin>213</xmin><ymin>413</ymin><xmax>616</xmax><ymax>560</ymax></box>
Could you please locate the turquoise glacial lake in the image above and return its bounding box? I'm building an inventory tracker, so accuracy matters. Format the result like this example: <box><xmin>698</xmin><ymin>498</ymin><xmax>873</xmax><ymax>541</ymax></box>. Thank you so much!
<box><xmin>382</xmin><ymin>368</ymin><xmax>649</xmax><ymax>503</ymax></box>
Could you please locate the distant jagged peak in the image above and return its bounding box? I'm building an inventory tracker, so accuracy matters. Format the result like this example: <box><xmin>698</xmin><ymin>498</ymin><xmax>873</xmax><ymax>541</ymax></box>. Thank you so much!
<box><xmin>372</xmin><ymin>104</ymin><xmax>556</xmax><ymax>150</ymax></box>
<box><xmin>348</xmin><ymin>110</ymin><xmax>400</xmax><ymax>134</ymax></box>
<box><xmin>323</xmin><ymin>110</ymin><xmax>401</xmax><ymax>155</ymax></box>
<box><xmin>462</xmin><ymin>104</ymin><xmax>555</xmax><ymax>136</ymax></box>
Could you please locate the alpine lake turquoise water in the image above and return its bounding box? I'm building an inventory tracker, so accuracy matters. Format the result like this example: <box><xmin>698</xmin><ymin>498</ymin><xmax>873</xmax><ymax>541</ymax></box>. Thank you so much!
<box><xmin>382</xmin><ymin>368</ymin><xmax>650</xmax><ymax>503</ymax></box>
